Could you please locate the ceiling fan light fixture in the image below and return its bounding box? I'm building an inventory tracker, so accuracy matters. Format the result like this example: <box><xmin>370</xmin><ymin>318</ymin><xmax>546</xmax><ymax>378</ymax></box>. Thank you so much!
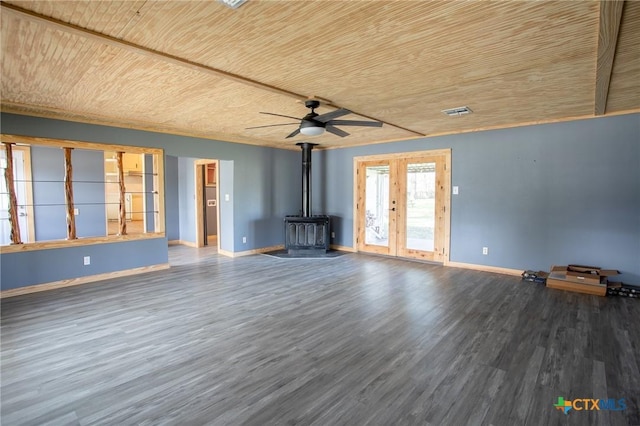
<box><xmin>250</xmin><ymin>100</ymin><xmax>382</xmax><ymax>139</ymax></box>
<box><xmin>300</xmin><ymin>126</ymin><xmax>325</xmax><ymax>136</ymax></box>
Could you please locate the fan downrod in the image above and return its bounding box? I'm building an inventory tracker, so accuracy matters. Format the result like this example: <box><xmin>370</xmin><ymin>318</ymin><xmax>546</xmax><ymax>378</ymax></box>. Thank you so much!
<box><xmin>305</xmin><ymin>100</ymin><xmax>320</xmax><ymax>112</ymax></box>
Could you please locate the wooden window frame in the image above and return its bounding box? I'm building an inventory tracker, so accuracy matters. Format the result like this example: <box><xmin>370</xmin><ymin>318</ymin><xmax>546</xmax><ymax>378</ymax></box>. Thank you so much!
<box><xmin>0</xmin><ymin>134</ymin><xmax>165</xmax><ymax>253</ymax></box>
<box><xmin>1</xmin><ymin>145</ymin><xmax>35</xmax><ymax>244</ymax></box>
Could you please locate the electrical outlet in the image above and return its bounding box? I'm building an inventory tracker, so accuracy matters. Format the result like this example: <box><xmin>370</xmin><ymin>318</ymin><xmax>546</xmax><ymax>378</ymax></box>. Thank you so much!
<box><xmin>83</xmin><ymin>256</ymin><xmax>91</xmax><ymax>265</ymax></box>
<box><xmin>225</xmin><ymin>194</ymin><xmax>230</xmax><ymax>201</ymax></box>
<box><xmin>482</xmin><ymin>247</ymin><xmax>488</xmax><ymax>255</ymax></box>
<box><xmin>242</xmin><ymin>236</ymin><xmax>247</xmax><ymax>244</ymax></box>
<box><xmin>331</xmin><ymin>232</ymin><xmax>335</xmax><ymax>238</ymax></box>
<box><xmin>74</xmin><ymin>208</ymin><xmax>79</xmax><ymax>215</ymax></box>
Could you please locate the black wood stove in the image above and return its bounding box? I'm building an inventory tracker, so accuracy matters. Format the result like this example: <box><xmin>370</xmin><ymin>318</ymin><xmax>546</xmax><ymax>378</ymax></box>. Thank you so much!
<box><xmin>284</xmin><ymin>143</ymin><xmax>330</xmax><ymax>255</ymax></box>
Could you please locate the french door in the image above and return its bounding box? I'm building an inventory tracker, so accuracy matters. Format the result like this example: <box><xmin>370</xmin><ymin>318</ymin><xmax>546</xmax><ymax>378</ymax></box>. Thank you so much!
<box><xmin>355</xmin><ymin>150</ymin><xmax>450</xmax><ymax>262</ymax></box>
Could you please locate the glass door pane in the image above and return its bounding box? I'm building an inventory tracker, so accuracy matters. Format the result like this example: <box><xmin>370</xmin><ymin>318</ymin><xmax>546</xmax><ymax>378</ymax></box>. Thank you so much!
<box><xmin>364</xmin><ymin>165</ymin><xmax>390</xmax><ymax>246</ymax></box>
<box><xmin>405</xmin><ymin>162</ymin><xmax>436</xmax><ymax>251</ymax></box>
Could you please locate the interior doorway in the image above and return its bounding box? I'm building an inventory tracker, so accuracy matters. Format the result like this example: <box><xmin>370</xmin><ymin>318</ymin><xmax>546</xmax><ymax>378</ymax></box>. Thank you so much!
<box><xmin>194</xmin><ymin>159</ymin><xmax>219</xmax><ymax>249</ymax></box>
<box><xmin>355</xmin><ymin>149</ymin><xmax>451</xmax><ymax>263</ymax></box>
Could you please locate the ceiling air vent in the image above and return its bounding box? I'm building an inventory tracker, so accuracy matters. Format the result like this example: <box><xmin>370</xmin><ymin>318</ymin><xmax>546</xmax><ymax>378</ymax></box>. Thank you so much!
<box><xmin>441</xmin><ymin>106</ymin><xmax>473</xmax><ymax>117</ymax></box>
<box><xmin>218</xmin><ymin>0</ymin><xmax>248</xmax><ymax>9</ymax></box>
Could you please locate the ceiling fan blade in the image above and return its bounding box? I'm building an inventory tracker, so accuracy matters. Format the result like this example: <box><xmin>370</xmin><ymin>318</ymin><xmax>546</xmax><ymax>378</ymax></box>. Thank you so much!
<box><xmin>245</xmin><ymin>123</ymin><xmax>298</xmax><ymax>129</ymax></box>
<box><xmin>259</xmin><ymin>112</ymin><xmax>301</xmax><ymax>120</ymax></box>
<box><xmin>314</xmin><ymin>108</ymin><xmax>351</xmax><ymax>123</ymax></box>
<box><xmin>328</xmin><ymin>119</ymin><xmax>383</xmax><ymax>127</ymax></box>
<box><xmin>325</xmin><ymin>125</ymin><xmax>349</xmax><ymax>137</ymax></box>
<box><xmin>285</xmin><ymin>128</ymin><xmax>301</xmax><ymax>139</ymax></box>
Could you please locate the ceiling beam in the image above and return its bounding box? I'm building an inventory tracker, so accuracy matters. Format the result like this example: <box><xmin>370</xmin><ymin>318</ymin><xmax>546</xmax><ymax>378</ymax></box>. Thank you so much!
<box><xmin>0</xmin><ymin>2</ymin><xmax>424</xmax><ymax>137</ymax></box>
<box><xmin>594</xmin><ymin>0</ymin><xmax>625</xmax><ymax>116</ymax></box>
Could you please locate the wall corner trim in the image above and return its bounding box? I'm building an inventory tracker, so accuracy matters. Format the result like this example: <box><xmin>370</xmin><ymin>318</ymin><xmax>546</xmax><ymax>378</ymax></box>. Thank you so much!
<box><xmin>445</xmin><ymin>261</ymin><xmax>522</xmax><ymax>277</ymax></box>
<box><xmin>0</xmin><ymin>263</ymin><xmax>170</xmax><ymax>298</ymax></box>
<box><xmin>217</xmin><ymin>249</ymin><xmax>235</xmax><ymax>258</ymax></box>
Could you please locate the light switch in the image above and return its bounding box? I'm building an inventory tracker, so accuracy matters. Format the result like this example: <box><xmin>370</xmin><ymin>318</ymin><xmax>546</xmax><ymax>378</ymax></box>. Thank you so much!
<box><xmin>453</xmin><ymin>186</ymin><xmax>459</xmax><ymax>195</ymax></box>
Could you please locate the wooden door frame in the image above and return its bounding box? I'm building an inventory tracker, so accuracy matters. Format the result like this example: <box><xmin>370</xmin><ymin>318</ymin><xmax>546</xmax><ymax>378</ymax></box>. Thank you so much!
<box><xmin>353</xmin><ymin>148</ymin><xmax>451</xmax><ymax>263</ymax></box>
<box><xmin>355</xmin><ymin>158</ymin><xmax>398</xmax><ymax>256</ymax></box>
<box><xmin>194</xmin><ymin>159</ymin><xmax>220</xmax><ymax>249</ymax></box>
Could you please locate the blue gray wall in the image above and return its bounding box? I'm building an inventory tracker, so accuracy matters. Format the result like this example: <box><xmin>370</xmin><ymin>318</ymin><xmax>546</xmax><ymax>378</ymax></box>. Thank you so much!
<box><xmin>31</xmin><ymin>146</ymin><xmax>67</xmax><ymax>241</ymax></box>
<box><xmin>73</xmin><ymin>149</ymin><xmax>108</xmax><ymax>238</ymax></box>
<box><xmin>237</xmin><ymin>147</ymin><xmax>302</xmax><ymax>249</ymax></box>
<box><xmin>219</xmin><ymin>160</ymin><xmax>235</xmax><ymax>252</ymax></box>
<box><xmin>0</xmin><ymin>239</ymin><xmax>168</xmax><ymax>290</ymax></box>
<box><xmin>178</xmin><ymin>157</ymin><xmax>197</xmax><ymax>245</ymax></box>
<box><xmin>31</xmin><ymin>146</ymin><xmax>106</xmax><ymax>240</ymax></box>
<box><xmin>315</xmin><ymin>113</ymin><xmax>640</xmax><ymax>283</ymax></box>
<box><xmin>165</xmin><ymin>155</ymin><xmax>180</xmax><ymax>241</ymax></box>
<box><xmin>205</xmin><ymin>186</ymin><xmax>217</xmax><ymax>236</ymax></box>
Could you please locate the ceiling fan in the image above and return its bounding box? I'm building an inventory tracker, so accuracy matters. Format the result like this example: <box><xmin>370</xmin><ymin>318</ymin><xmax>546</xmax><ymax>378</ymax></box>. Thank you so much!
<box><xmin>246</xmin><ymin>100</ymin><xmax>383</xmax><ymax>138</ymax></box>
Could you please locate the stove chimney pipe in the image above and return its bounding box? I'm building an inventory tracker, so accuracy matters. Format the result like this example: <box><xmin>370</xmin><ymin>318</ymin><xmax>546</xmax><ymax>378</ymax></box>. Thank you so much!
<box><xmin>297</xmin><ymin>142</ymin><xmax>316</xmax><ymax>217</ymax></box>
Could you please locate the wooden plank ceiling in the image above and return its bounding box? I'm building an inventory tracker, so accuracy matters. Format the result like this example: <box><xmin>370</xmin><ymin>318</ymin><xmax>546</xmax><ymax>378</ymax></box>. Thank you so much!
<box><xmin>1</xmin><ymin>1</ymin><xmax>639</xmax><ymax>149</ymax></box>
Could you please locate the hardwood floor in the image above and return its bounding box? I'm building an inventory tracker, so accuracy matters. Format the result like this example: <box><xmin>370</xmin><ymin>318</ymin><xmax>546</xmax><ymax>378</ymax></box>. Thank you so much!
<box><xmin>1</xmin><ymin>246</ymin><xmax>639</xmax><ymax>425</ymax></box>
<box><xmin>107</xmin><ymin>220</ymin><xmax>145</xmax><ymax>236</ymax></box>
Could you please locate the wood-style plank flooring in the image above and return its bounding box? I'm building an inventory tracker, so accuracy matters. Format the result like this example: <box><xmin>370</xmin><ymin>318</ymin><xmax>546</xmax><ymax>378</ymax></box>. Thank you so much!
<box><xmin>2</xmin><ymin>246</ymin><xmax>639</xmax><ymax>425</ymax></box>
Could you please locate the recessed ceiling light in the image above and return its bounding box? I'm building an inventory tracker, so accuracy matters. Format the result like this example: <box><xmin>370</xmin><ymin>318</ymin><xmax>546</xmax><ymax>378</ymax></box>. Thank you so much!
<box><xmin>441</xmin><ymin>106</ymin><xmax>473</xmax><ymax>117</ymax></box>
<box><xmin>218</xmin><ymin>0</ymin><xmax>248</xmax><ymax>9</ymax></box>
